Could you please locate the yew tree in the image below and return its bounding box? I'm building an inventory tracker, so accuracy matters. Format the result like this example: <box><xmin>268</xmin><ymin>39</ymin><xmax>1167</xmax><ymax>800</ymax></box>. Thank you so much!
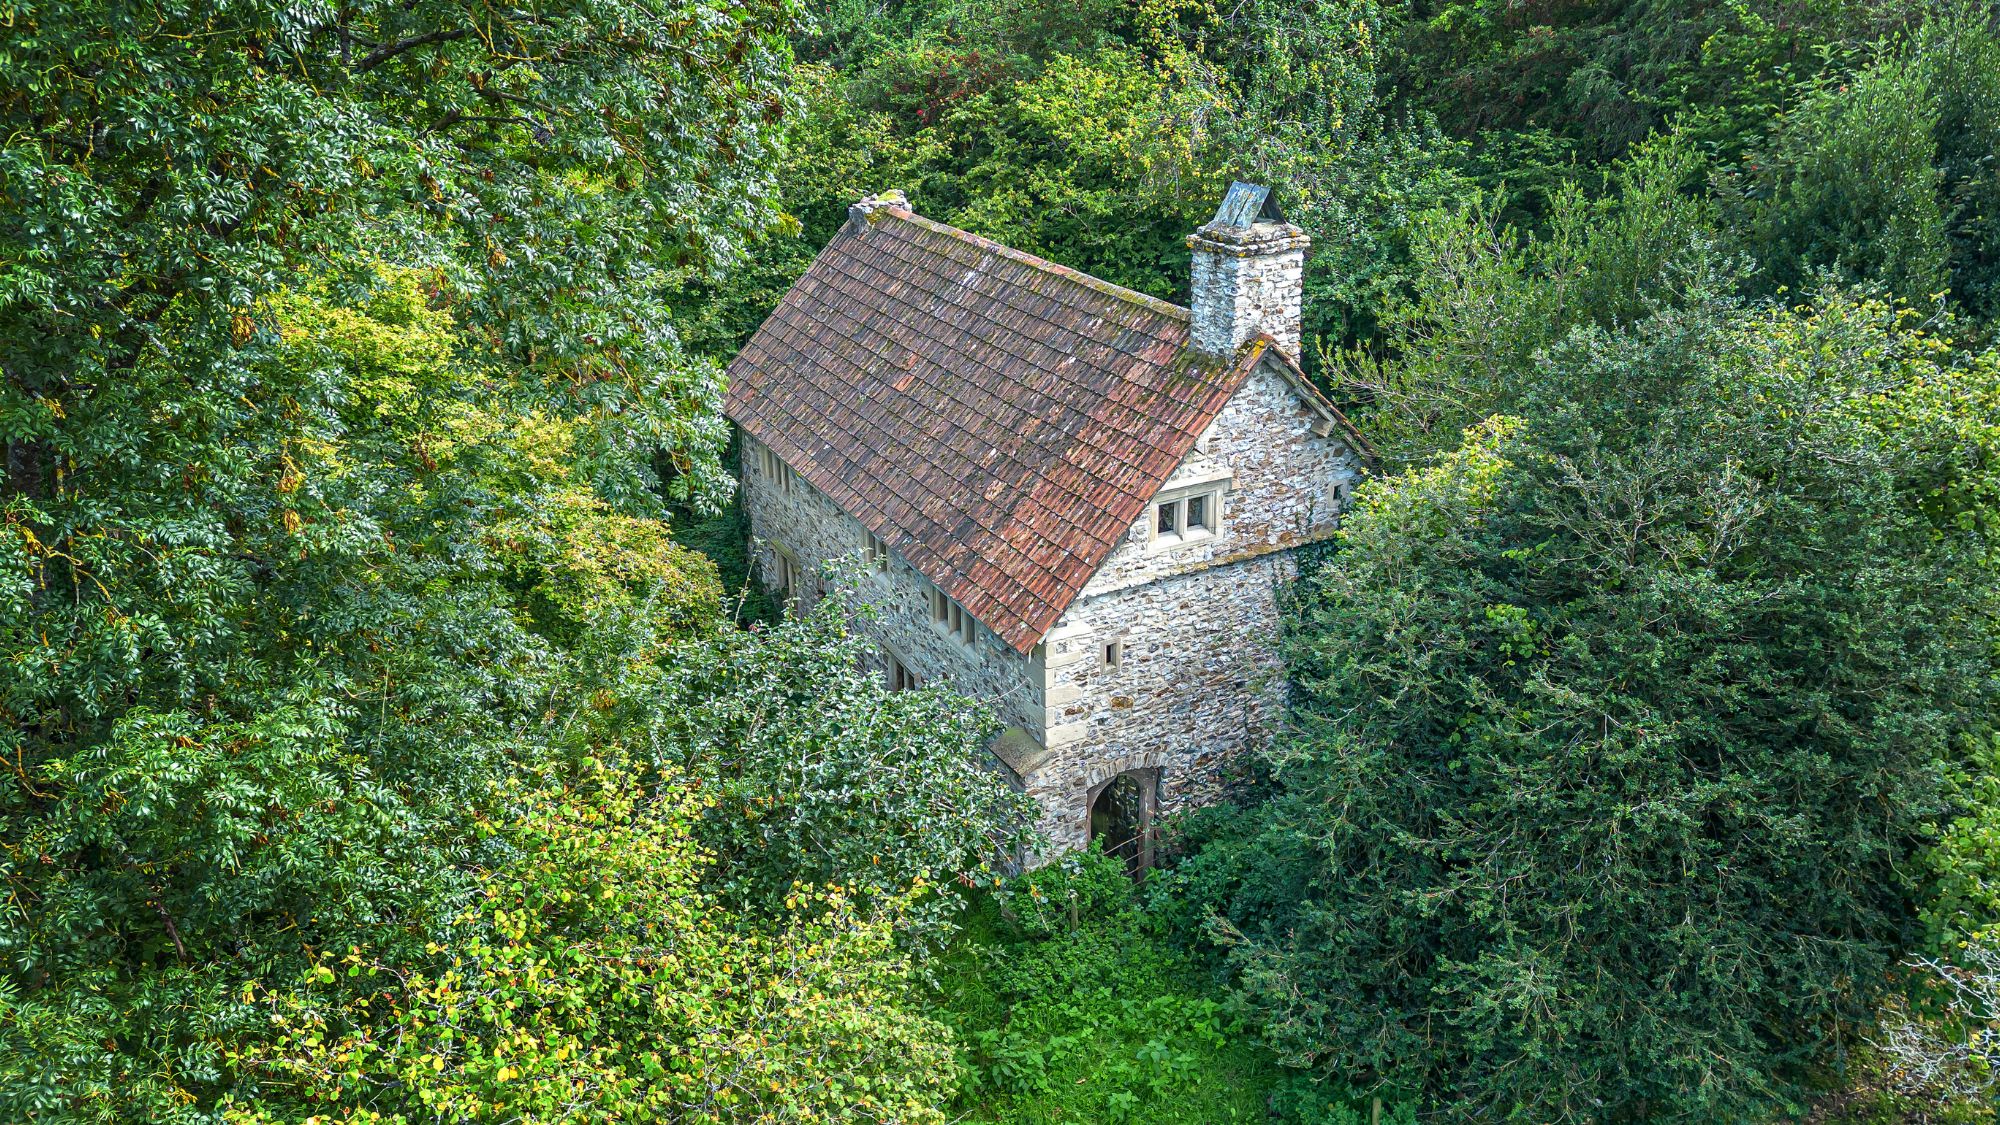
<box><xmin>1226</xmin><ymin>294</ymin><xmax>2000</xmax><ymax>1121</ymax></box>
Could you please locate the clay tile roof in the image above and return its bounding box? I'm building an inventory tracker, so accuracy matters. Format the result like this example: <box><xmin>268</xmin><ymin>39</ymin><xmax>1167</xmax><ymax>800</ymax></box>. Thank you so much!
<box><xmin>725</xmin><ymin>204</ymin><xmax>1269</xmax><ymax>654</ymax></box>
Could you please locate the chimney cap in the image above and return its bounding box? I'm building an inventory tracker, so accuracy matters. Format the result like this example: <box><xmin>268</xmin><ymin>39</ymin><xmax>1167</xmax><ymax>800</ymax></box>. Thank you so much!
<box><xmin>1210</xmin><ymin>181</ymin><xmax>1286</xmax><ymax>227</ymax></box>
<box><xmin>849</xmin><ymin>189</ymin><xmax>910</xmax><ymax>224</ymax></box>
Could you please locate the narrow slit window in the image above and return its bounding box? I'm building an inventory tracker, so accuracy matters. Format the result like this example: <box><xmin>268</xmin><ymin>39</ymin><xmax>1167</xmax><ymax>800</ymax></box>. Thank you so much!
<box><xmin>932</xmin><ymin>588</ymin><xmax>977</xmax><ymax>646</ymax></box>
<box><xmin>775</xmin><ymin>552</ymin><xmax>799</xmax><ymax>605</ymax></box>
<box><xmin>864</xmin><ymin>531</ymin><xmax>889</xmax><ymax>571</ymax></box>
<box><xmin>887</xmin><ymin>652</ymin><xmax>919</xmax><ymax>692</ymax></box>
<box><xmin>1103</xmin><ymin>641</ymin><xmax>1124</xmax><ymax>668</ymax></box>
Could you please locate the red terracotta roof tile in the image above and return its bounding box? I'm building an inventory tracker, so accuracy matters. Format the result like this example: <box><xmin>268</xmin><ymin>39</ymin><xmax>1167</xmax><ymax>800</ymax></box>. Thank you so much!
<box><xmin>724</xmin><ymin>206</ymin><xmax>1266</xmax><ymax>653</ymax></box>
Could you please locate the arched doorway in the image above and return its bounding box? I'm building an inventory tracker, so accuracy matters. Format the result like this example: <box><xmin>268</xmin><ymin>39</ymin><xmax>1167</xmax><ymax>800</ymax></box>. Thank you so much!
<box><xmin>1088</xmin><ymin>769</ymin><xmax>1157</xmax><ymax>874</ymax></box>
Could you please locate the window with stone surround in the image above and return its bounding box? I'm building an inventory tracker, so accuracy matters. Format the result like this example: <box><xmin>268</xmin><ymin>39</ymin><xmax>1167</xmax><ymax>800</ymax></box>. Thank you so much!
<box><xmin>929</xmin><ymin>586</ymin><xmax>977</xmax><ymax>646</ymax></box>
<box><xmin>757</xmin><ymin>442</ymin><xmax>801</xmax><ymax>496</ymax></box>
<box><xmin>1102</xmin><ymin>640</ymin><xmax>1124</xmax><ymax>669</ymax></box>
<box><xmin>885</xmin><ymin>650</ymin><xmax>920</xmax><ymax>692</ymax></box>
<box><xmin>775</xmin><ymin>549</ymin><xmax>800</xmax><ymax>606</ymax></box>
<box><xmin>1150</xmin><ymin>486</ymin><xmax>1220</xmax><ymax>549</ymax></box>
<box><xmin>863</xmin><ymin>530</ymin><xmax>889</xmax><ymax>572</ymax></box>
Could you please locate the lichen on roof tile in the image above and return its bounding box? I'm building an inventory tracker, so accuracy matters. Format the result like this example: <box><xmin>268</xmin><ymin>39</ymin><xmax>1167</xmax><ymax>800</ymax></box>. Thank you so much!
<box><xmin>724</xmin><ymin>206</ymin><xmax>1265</xmax><ymax>653</ymax></box>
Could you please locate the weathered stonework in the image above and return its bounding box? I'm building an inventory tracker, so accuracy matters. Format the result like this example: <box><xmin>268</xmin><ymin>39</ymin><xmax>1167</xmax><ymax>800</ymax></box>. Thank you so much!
<box><xmin>739</xmin><ymin>350</ymin><xmax>1361</xmax><ymax>858</ymax></box>
<box><xmin>729</xmin><ymin>181</ymin><xmax>1363</xmax><ymax>865</ymax></box>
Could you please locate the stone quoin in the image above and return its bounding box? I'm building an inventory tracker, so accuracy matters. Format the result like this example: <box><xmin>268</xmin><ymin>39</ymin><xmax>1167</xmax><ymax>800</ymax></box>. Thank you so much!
<box><xmin>724</xmin><ymin>182</ymin><xmax>1371</xmax><ymax>865</ymax></box>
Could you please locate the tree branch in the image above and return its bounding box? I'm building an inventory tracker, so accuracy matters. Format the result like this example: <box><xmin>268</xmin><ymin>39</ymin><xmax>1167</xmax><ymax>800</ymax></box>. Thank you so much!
<box><xmin>352</xmin><ymin>27</ymin><xmax>470</xmax><ymax>73</ymax></box>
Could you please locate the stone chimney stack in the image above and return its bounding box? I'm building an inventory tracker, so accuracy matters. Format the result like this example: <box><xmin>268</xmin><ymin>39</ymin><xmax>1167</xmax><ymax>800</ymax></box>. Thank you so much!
<box><xmin>1187</xmin><ymin>182</ymin><xmax>1310</xmax><ymax>358</ymax></box>
<box><xmin>848</xmin><ymin>189</ymin><xmax>910</xmax><ymax>226</ymax></box>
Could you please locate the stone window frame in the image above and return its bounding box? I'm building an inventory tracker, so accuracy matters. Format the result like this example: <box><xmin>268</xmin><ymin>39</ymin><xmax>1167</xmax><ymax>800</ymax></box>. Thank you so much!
<box><xmin>1148</xmin><ymin>483</ymin><xmax>1226</xmax><ymax>552</ymax></box>
<box><xmin>928</xmin><ymin>586</ymin><xmax>978</xmax><ymax>647</ymax></box>
<box><xmin>884</xmin><ymin>648</ymin><xmax>920</xmax><ymax>692</ymax></box>
<box><xmin>862</xmin><ymin>529</ymin><xmax>890</xmax><ymax>574</ymax></box>
<box><xmin>754</xmin><ymin>440</ymin><xmax>801</xmax><ymax>497</ymax></box>
<box><xmin>1101</xmin><ymin>639</ymin><xmax>1124</xmax><ymax>670</ymax></box>
<box><xmin>773</xmin><ymin>547</ymin><xmax>802</xmax><ymax>608</ymax></box>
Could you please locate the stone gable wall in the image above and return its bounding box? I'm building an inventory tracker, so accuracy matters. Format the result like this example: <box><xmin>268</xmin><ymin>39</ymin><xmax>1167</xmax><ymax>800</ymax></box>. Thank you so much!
<box><xmin>1021</xmin><ymin>552</ymin><xmax>1295</xmax><ymax>852</ymax></box>
<box><xmin>1080</xmin><ymin>357</ymin><xmax>1358</xmax><ymax>596</ymax></box>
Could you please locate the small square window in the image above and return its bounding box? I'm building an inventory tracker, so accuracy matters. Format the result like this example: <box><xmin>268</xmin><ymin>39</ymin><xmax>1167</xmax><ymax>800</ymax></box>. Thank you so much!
<box><xmin>1157</xmin><ymin>500</ymin><xmax>1180</xmax><ymax>535</ymax></box>
<box><xmin>1103</xmin><ymin>641</ymin><xmax>1124</xmax><ymax>668</ymax></box>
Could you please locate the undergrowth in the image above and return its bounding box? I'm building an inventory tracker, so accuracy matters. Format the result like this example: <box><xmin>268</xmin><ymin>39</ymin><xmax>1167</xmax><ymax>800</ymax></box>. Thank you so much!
<box><xmin>938</xmin><ymin>846</ymin><xmax>1410</xmax><ymax>1125</ymax></box>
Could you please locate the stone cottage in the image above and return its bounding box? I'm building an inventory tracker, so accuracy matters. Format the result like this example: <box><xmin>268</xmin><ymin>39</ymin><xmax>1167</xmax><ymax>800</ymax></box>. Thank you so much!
<box><xmin>723</xmin><ymin>183</ymin><xmax>1370</xmax><ymax>866</ymax></box>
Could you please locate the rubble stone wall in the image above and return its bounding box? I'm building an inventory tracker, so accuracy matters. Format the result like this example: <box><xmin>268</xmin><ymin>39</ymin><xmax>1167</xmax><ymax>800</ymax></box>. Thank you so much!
<box><xmin>739</xmin><ymin>435</ymin><xmax>1043</xmax><ymax>737</ymax></box>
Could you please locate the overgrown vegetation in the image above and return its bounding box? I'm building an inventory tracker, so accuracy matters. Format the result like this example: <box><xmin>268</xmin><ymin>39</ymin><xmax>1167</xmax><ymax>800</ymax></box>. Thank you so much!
<box><xmin>939</xmin><ymin>850</ymin><xmax>1281</xmax><ymax>1124</ymax></box>
<box><xmin>9</xmin><ymin>0</ymin><xmax>2000</xmax><ymax>1121</ymax></box>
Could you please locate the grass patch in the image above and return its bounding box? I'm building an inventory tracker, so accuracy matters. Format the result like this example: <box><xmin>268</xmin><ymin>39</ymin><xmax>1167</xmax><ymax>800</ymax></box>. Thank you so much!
<box><xmin>936</xmin><ymin>848</ymin><xmax>1400</xmax><ymax>1125</ymax></box>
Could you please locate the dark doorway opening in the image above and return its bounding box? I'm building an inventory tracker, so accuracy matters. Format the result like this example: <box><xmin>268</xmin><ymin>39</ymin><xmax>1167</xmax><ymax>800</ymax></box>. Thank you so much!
<box><xmin>1088</xmin><ymin>770</ymin><xmax>1156</xmax><ymax>874</ymax></box>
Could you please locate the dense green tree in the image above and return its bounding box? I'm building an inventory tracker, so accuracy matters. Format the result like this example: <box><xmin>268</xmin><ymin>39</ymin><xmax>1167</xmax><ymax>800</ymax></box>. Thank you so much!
<box><xmin>0</xmin><ymin>4</ymin><xmax>1036</xmax><ymax>1118</ymax></box>
<box><xmin>4</xmin><ymin>0</ymin><xmax>797</xmax><ymax>513</ymax></box>
<box><xmin>1384</xmin><ymin>1</ymin><xmax>1919</xmax><ymax>216</ymax></box>
<box><xmin>228</xmin><ymin>756</ymin><xmax>962</xmax><ymax>1125</ymax></box>
<box><xmin>1723</xmin><ymin>51</ymin><xmax>1953</xmax><ymax>308</ymax></box>
<box><xmin>1205</xmin><ymin>294</ymin><xmax>2000</xmax><ymax>1120</ymax></box>
<box><xmin>1917</xmin><ymin>0</ymin><xmax>2000</xmax><ymax>320</ymax></box>
<box><xmin>0</xmin><ymin>274</ymin><xmax>615</xmax><ymax>1121</ymax></box>
<box><xmin>1143</xmin><ymin>0</ymin><xmax>1469</xmax><ymax>347</ymax></box>
<box><xmin>1332</xmin><ymin>133</ymin><xmax>1729</xmax><ymax>469</ymax></box>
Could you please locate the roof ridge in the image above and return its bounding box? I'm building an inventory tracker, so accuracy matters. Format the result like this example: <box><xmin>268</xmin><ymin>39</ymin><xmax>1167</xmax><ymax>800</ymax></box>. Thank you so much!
<box><xmin>871</xmin><ymin>208</ymin><xmax>1192</xmax><ymax>325</ymax></box>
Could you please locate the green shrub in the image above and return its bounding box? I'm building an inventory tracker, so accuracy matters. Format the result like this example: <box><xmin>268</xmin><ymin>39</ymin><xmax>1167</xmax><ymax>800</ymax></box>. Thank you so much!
<box><xmin>942</xmin><ymin>861</ymin><xmax>1275</xmax><ymax>1124</ymax></box>
<box><xmin>223</xmin><ymin>756</ymin><xmax>961</xmax><ymax>1124</ymax></box>
<box><xmin>994</xmin><ymin>845</ymin><xmax>1134</xmax><ymax>939</ymax></box>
